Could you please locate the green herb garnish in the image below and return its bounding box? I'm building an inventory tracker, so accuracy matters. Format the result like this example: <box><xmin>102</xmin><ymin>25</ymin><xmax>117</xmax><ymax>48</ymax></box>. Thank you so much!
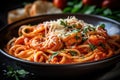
<box><xmin>49</xmin><ymin>52</ymin><xmax>59</xmax><ymax>61</ymax></box>
<box><xmin>60</xmin><ymin>20</ymin><xmax>77</xmax><ymax>29</ymax></box>
<box><xmin>89</xmin><ymin>44</ymin><xmax>97</xmax><ymax>51</ymax></box>
<box><xmin>63</xmin><ymin>0</ymin><xmax>120</xmax><ymax>22</ymax></box>
<box><xmin>60</xmin><ymin>20</ymin><xmax>67</xmax><ymax>27</ymax></box>
<box><xmin>88</xmin><ymin>26</ymin><xmax>95</xmax><ymax>31</ymax></box>
<box><xmin>24</xmin><ymin>29</ymin><xmax>30</xmax><ymax>33</ymax></box>
<box><xmin>83</xmin><ymin>27</ymin><xmax>88</xmax><ymax>33</ymax></box>
<box><xmin>83</xmin><ymin>26</ymin><xmax>95</xmax><ymax>34</ymax></box>
<box><xmin>99</xmin><ymin>42</ymin><xmax>105</xmax><ymax>49</ymax></box>
<box><xmin>99</xmin><ymin>24</ymin><xmax>105</xmax><ymax>29</ymax></box>
<box><xmin>6</xmin><ymin>66</ymin><xmax>29</xmax><ymax>80</ymax></box>
<box><xmin>75</xmin><ymin>34</ymin><xmax>80</xmax><ymax>40</ymax></box>
<box><xmin>69</xmin><ymin>51</ymin><xmax>77</xmax><ymax>56</ymax></box>
<box><xmin>72</xmin><ymin>29</ymin><xmax>80</xmax><ymax>33</ymax></box>
<box><xmin>82</xmin><ymin>37</ymin><xmax>88</xmax><ymax>42</ymax></box>
<box><xmin>68</xmin><ymin>24</ymin><xmax>76</xmax><ymax>28</ymax></box>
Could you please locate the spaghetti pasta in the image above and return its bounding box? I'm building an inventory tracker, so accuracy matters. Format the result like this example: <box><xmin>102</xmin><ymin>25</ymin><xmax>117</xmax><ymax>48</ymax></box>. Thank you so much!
<box><xmin>5</xmin><ymin>16</ymin><xmax>120</xmax><ymax>64</ymax></box>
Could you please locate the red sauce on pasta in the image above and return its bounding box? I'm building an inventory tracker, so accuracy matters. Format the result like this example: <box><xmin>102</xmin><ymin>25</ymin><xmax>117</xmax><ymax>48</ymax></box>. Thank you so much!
<box><xmin>5</xmin><ymin>17</ymin><xmax>120</xmax><ymax>64</ymax></box>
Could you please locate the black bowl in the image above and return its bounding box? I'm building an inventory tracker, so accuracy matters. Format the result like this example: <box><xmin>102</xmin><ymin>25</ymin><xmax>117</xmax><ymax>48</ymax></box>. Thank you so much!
<box><xmin>0</xmin><ymin>13</ymin><xmax>120</xmax><ymax>77</ymax></box>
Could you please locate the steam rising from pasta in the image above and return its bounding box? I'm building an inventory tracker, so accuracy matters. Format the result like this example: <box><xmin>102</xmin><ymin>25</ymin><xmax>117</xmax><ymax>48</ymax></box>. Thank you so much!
<box><xmin>5</xmin><ymin>16</ymin><xmax>120</xmax><ymax>64</ymax></box>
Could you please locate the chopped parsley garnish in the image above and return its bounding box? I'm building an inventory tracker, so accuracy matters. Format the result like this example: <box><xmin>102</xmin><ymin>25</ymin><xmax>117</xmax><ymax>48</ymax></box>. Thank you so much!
<box><xmin>72</xmin><ymin>29</ymin><xmax>80</xmax><ymax>33</ymax></box>
<box><xmin>49</xmin><ymin>52</ymin><xmax>59</xmax><ymax>61</ymax></box>
<box><xmin>24</xmin><ymin>29</ymin><xmax>30</xmax><ymax>33</ymax></box>
<box><xmin>89</xmin><ymin>44</ymin><xmax>97</xmax><ymax>51</ymax></box>
<box><xmin>75</xmin><ymin>34</ymin><xmax>80</xmax><ymax>40</ymax></box>
<box><xmin>99</xmin><ymin>24</ymin><xmax>105</xmax><ymax>29</ymax></box>
<box><xmin>69</xmin><ymin>51</ymin><xmax>77</xmax><ymax>56</ymax></box>
<box><xmin>81</xmin><ymin>54</ymin><xmax>85</xmax><ymax>59</ymax></box>
<box><xmin>99</xmin><ymin>42</ymin><xmax>105</xmax><ymax>49</ymax></box>
<box><xmin>83</xmin><ymin>26</ymin><xmax>95</xmax><ymax>34</ymax></box>
<box><xmin>71</xmin><ymin>24</ymin><xmax>76</xmax><ymax>28</ymax></box>
<box><xmin>82</xmin><ymin>37</ymin><xmax>88</xmax><ymax>42</ymax></box>
<box><xmin>60</xmin><ymin>20</ymin><xmax>67</xmax><ymax>27</ymax></box>
<box><xmin>83</xmin><ymin>27</ymin><xmax>88</xmax><ymax>33</ymax></box>
<box><xmin>88</xmin><ymin>26</ymin><xmax>95</xmax><ymax>31</ymax></box>
<box><xmin>60</xmin><ymin>20</ymin><xmax>77</xmax><ymax>29</ymax></box>
<box><xmin>67</xmin><ymin>24</ymin><xmax>76</xmax><ymax>28</ymax></box>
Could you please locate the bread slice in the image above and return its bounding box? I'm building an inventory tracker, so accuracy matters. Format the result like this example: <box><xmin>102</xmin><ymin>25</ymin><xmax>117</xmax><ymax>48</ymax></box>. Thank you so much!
<box><xmin>8</xmin><ymin>8</ymin><xmax>29</xmax><ymax>24</ymax></box>
<box><xmin>7</xmin><ymin>0</ymin><xmax>62</xmax><ymax>24</ymax></box>
<box><xmin>24</xmin><ymin>3</ymin><xmax>32</xmax><ymax>16</ymax></box>
<box><xmin>29</xmin><ymin>0</ymin><xmax>62</xmax><ymax>16</ymax></box>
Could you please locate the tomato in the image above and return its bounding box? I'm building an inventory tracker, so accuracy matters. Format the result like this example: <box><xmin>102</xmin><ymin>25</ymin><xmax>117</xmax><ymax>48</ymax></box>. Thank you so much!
<box><xmin>102</xmin><ymin>0</ymin><xmax>120</xmax><ymax>9</ymax></box>
<box><xmin>82</xmin><ymin>0</ymin><xmax>94</xmax><ymax>5</ymax></box>
<box><xmin>53</xmin><ymin>0</ymin><xmax>67</xmax><ymax>9</ymax></box>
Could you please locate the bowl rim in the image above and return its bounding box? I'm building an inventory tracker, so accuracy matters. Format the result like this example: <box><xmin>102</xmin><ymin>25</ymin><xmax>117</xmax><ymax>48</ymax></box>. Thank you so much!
<box><xmin>0</xmin><ymin>13</ymin><xmax>120</xmax><ymax>66</ymax></box>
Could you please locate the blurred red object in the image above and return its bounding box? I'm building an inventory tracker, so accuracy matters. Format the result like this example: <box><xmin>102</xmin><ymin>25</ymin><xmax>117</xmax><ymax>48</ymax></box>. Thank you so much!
<box><xmin>53</xmin><ymin>0</ymin><xmax>67</xmax><ymax>9</ymax></box>
<box><xmin>102</xmin><ymin>0</ymin><xmax>120</xmax><ymax>10</ymax></box>
<box><xmin>82</xmin><ymin>0</ymin><xmax>120</xmax><ymax>10</ymax></box>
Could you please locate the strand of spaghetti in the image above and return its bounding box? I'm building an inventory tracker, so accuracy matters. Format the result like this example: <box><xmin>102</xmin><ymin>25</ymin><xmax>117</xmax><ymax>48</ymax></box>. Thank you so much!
<box><xmin>9</xmin><ymin>45</ymin><xmax>23</xmax><ymax>55</ymax></box>
<box><xmin>14</xmin><ymin>36</ymin><xmax>25</xmax><ymax>45</ymax></box>
<box><xmin>33</xmin><ymin>51</ymin><xmax>48</xmax><ymax>62</ymax></box>
<box><xmin>21</xmin><ymin>25</ymin><xmax>40</xmax><ymax>37</ymax></box>
<box><xmin>16</xmin><ymin>49</ymin><xmax>35</xmax><ymax>58</ymax></box>
<box><xmin>73</xmin><ymin>52</ymin><xmax>95</xmax><ymax>63</ymax></box>
<box><xmin>108</xmin><ymin>39</ymin><xmax>120</xmax><ymax>48</ymax></box>
<box><xmin>60</xmin><ymin>49</ymin><xmax>81</xmax><ymax>58</ymax></box>
<box><xmin>14</xmin><ymin>46</ymin><xmax>27</xmax><ymax>56</ymax></box>
<box><xmin>24</xmin><ymin>54</ymin><xmax>34</xmax><ymax>62</ymax></box>
<box><xmin>6</xmin><ymin>37</ymin><xmax>16</xmax><ymax>50</ymax></box>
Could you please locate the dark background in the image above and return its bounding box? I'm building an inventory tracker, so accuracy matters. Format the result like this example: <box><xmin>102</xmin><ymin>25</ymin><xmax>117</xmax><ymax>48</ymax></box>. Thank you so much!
<box><xmin>0</xmin><ymin>0</ymin><xmax>120</xmax><ymax>80</ymax></box>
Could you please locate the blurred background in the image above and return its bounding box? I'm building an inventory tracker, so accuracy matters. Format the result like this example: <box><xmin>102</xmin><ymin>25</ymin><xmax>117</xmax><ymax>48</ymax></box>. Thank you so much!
<box><xmin>0</xmin><ymin>0</ymin><xmax>120</xmax><ymax>25</ymax></box>
<box><xmin>0</xmin><ymin>0</ymin><xmax>120</xmax><ymax>80</ymax></box>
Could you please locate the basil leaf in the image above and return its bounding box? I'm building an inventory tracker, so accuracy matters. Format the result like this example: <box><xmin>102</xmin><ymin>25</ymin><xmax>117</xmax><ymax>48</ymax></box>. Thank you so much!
<box><xmin>16</xmin><ymin>70</ymin><xmax>29</xmax><ymax>78</ymax></box>
<box><xmin>15</xmin><ymin>75</ymin><xmax>19</xmax><ymax>80</ymax></box>
<box><xmin>6</xmin><ymin>66</ymin><xmax>29</xmax><ymax>80</ymax></box>
<box><xmin>81</xmin><ymin>5</ymin><xmax>96</xmax><ymax>14</ymax></box>
<box><xmin>71</xmin><ymin>1</ymin><xmax>82</xmax><ymax>13</ymax></box>
<box><xmin>103</xmin><ymin>8</ymin><xmax>112</xmax><ymax>16</ymax></box>
<box><xmin>74</xmin><ymin>1</ymin><xmax>82</xmax><ymax>9</ymax></box>
<box><xmin>93</xmin><ymin>8</ymin><xmax>106</xmax><ymax>14</ymax></box>
<box><xmin>63</xmin><ymin>7</ymin><xmax>72</xmax><ymax>13</ymax></box>
<box><xmin>71</xmin><ymin>7</ymin><xmax>80</xmax><ymax>13</ymax></box>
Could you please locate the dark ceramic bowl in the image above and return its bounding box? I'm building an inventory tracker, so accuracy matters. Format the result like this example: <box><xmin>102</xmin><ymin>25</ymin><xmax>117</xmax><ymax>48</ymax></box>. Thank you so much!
<box><xmin>0</xmin><ymin>13</ymin><xmax>120</xmax><ymax>77</ymax></box>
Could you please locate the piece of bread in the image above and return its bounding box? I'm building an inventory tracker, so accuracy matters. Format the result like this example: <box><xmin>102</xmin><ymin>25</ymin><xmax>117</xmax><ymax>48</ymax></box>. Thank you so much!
<box><xmin>8</xmin><ymin>8</ymin><xmax>29</xmax><ymax>24</ymax></box>
<box><xmin>24</xmin><ymin>3</ymin><xmax>32</xmax><ymax>16</ymax></box>
<box><xmin>29</xmin><ymin>0</ymin><xmax>62</xmax><ymax>16</ymax></box>
<box><xmin>7</xmin><ymin>0</ymin><xmax>62</xmax><ymax>24</ymax></box>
